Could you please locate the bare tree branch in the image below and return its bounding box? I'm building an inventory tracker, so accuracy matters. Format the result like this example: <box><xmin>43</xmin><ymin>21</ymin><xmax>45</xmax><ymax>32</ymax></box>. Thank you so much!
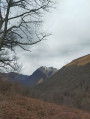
<box><xmin>0</xmin><ymin>0</ymin><xmax>53</xmax><ymax>72</ymax></box>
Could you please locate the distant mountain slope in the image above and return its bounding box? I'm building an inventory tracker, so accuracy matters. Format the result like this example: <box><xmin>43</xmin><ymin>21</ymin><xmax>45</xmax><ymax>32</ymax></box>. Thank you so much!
<box><xmin>21</xmin><ymin>66</ymin><xmax>57</xmax><ymax>87</ymax></box>
<box><xmin>0</xmin><ymin>66</ymin><xmax>57</xmax><ymax>87</ymax></box>
<box><xmin>35</xmin><ymin>54</ymin><xmax>90</xmax><ymax>111</ymax></box>
<box><xmin>5</xmin><ymin>72</ymin><xmax>29</xmax><ymax>82</ymax></box>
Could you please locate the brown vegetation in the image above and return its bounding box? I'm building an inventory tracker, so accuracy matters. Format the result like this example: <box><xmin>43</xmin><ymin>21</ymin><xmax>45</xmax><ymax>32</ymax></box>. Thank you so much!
<box><xmin>0</xmin><ymin>92</ymin><xmax>90</xmax><ymax>119</ymax></box>
<box><xmin>66</xmin><ymin>54</ymin><xmax>90</xmax><ymax>66</ymax></box>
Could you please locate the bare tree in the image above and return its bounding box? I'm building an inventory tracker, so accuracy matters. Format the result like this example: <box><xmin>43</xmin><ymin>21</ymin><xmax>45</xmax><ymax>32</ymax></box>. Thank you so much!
<box><xmin>0</xmin><ymin>0</ymin><xmax>53</xmax><ymax>72</ymax></box>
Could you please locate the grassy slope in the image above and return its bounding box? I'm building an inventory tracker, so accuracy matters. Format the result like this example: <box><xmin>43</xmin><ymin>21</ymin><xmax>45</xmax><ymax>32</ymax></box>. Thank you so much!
<box><xmin>66</xmin><ymin>54</ymin><xmax>90</xmax><ymax>66</ymax></box>
<box><xmin>0</xmin><ymin>93</ymin><xmax>90</xmax><ymax>119</ymax></box>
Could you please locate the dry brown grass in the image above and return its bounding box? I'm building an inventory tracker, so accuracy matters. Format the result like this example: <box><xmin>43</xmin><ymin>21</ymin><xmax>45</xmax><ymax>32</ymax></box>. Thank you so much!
<box><xmin>0</xmin><ymin>93</ymin><xmax>90</xmax><ymax>119</ymax></box>
<box><xmin>66</xmin><ymin>54</ymin><xmax>90</xmax><ymax>67</ymax></box>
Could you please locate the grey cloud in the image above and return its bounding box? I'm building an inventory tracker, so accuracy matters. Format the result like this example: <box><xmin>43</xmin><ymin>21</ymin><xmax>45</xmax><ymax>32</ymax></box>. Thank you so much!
<box><xmin>17</xmin><ymin>0</ymin><xmax>90</xmax><ymax>75</ymax></box>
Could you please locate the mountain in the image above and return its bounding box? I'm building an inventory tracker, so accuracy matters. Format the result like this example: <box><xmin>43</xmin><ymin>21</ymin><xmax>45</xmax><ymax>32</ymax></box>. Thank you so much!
<box><xmin>0</xmin><ymin>66</ymin><xmax>57</xmax><ymax>87</ymax></box>
<box><xmin>21</xmin><ymin>66</ymin><xmax>57</xmax><ymax>87</ymax></box>
<box><xmin>66</xmin><ymin>54</ymin><xmax>90</xmax><ymax>67</ymax></box>
<box><xmin>5</xmin><ymin>72</ymin><xmax>29</xmax><ymax>82</ymax></box>
<box><xmin>34</xmin><ymin>54</ymin><xmax>90</xmax><ymax>112</ymax></box>
<box><xmin>0</xmin><ymin>55</ymin><xmax>90</xmax><ymax>119</ymax></box>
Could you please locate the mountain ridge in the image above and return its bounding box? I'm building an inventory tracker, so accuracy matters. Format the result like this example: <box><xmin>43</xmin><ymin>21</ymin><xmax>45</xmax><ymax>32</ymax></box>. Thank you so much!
<box><xmin>66</xmin><ymin>54</ymin><xmax>90</xmax><ymax>67</ymax></box>
<box><xmin>33</xmin><ymin>54</ymin><xmax>90</xmax><ymax>112</ymax></box>
<box><xmin>0</xmin><ymin>66</ymin><xmax>57</xmax><ymax>87</ymax></box>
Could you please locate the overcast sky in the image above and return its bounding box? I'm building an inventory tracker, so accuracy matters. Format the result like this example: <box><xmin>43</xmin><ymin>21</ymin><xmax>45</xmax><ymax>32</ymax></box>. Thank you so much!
<box><xmin>18</xmin><ymin>0</ymin><xmax>90</xmax><ymax>75</ymax></box>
